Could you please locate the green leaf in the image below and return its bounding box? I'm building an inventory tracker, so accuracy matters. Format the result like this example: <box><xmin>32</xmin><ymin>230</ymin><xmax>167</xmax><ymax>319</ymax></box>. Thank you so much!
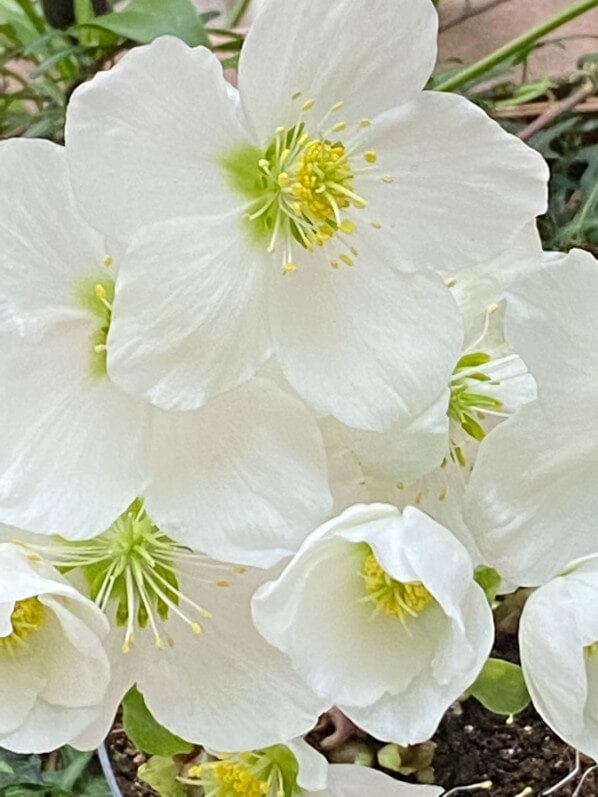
<box><xmin>469</xmin><ymin>657</ymin><xmax>530</xmax><ymax>715</ymax></box>
<box><xmin>138</xmin><ymin>756</ymin><xmax>186</xmax><ymax>797</ymax></box>
<box><xmin>122</xmin><ymin>688</ymin><xmax>194</xmax><ymax>756</ymax></box>
<box><xmin>82</xmin><ymin>0</ymin><xmax>209</xmax><ymax>46</ymax></box>
<box><xmin>474</xmin><ymin>565</ymin><xmax>501</xmax><ymax>603</ymax></box>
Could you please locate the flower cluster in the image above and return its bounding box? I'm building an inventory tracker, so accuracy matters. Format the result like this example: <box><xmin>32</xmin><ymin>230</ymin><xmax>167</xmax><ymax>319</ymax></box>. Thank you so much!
<box><xmin>1</xmin><ymin>0</ymin><xmax>596</xmax><ymax>792</ymax></box>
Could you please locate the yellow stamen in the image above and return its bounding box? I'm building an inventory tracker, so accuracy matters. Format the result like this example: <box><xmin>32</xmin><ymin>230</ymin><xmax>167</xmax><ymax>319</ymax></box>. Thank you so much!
<box><xmin>364</xmin><ymin>150</ymin><xmax>377</xmax><ymax>163</ymax></box>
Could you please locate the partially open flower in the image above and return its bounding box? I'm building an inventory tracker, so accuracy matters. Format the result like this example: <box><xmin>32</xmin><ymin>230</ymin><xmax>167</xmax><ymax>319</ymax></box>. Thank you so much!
<box><xmin>519</xmin><ymin>554</ymin><xmax>598</xmax><ymax>760</ymax></box>
<box><xmin>0</xmin><ymin>542</ymin><xmax>110</xmax><ymax>752</ymax></box>
<box><xmin>252</xmin><ymin>504</ymin><xmax>493</xmax><ymax>744</ymax></box>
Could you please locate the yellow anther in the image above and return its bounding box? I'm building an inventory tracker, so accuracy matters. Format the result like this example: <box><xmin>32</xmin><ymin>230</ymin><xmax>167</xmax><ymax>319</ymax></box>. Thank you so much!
<box><xmin>277</xmin><ymin>172</ymin><xmax>290</xmax><ymax>187</ymax></box>
<box><xmin>360</xmin><ymin>552</ymin><xmax>434</xmax><ymax>621</ymax></box>
<box><xmin>191</xmin><ymin>622</ymin><xmax>203</xmax><ymax>635</ymax></box>
<box><xmin>370</xmin><ymin>219</ymin><xmax>382</xmax><ymax>229</ymax></box>
<box><xmin>488</xmin><ymin>302</ymin><xmax>500</xmax><ymax>313</ymax></box>
<box><xmin>258</xmin><ymin>159</ymin><xmax>270</xmax><ymax>169</ymax></box>
<box><xmin>340</xmin><ymin>219</ymin><xmax>356</xmax><ymax>234</ymax></box>
<box><xmin>350</xmin><ymin>246</ymin><xmax>359</xmax><ymax>257</ymax></box>
<box><xmin>167</xmin><ymin>636</ymin><xmax>175</xmax><ymax>647</ymax></box>
<box><xmin>282</xmin><ymin>262</ymin><xmax>298</xmax><ymax>274</ymax></box>
<box><xmin>291</xmin><ymin>91</ymin><xmax>302</xmax><ymax>100</ymax></box>
<box><xmin>122</xmin><ymin>641</ymin><xmax>130</xmax><ymax>653</ymax></box>
<box><xmin>94</xmin><ymin>343</ymin><xmax>106</xmax><ymax>353</ymax></box>
<box><xmin>359</xmin><ymin>118</ymin><xmax>372</xmax><ymax>127</ymax></box>
<box><xmin>331</xmin><ymin>121</ymin><xmax>347</xmax><ymax>132</ymax></box>
<box><xmin>331</xmin><ymin>260</ymin><xmax>339</xmax><ymax>269</ymax></box>
<box><xmin>275</xmin><ymin>126</ymin><xmax>286</xmax><ymax>135</ymax></box>
<box><xmin>280</xmin><ymin>147</ymin><xmax>290</xmax><ymax>163</ymax></box>
<box><xmin>353</xmin><ymin>198</ymin><xmax>367</xmax><ymax>208</ymax></box>
<box><xmin>382</xmin><ymin>174</ymin><xmax>394</xmax><ymax>184</ymax></box>
<box><xmin>331</xmin><ymin>101</ymin><xmax>344</xmax><ymax>111</ymax></box>
<box><xmin>104</xmin><ymin>255</ymin><xmax>113</xmax><ymax>267</ymax></box>
<box><xmin>95</xmin><ymin>283</ymin><xmax>107</xmax><ymax>300</ymax></box>
<box><xmin>0</xmin><ymin>597</ymin><xmax>45</xmax><ymax>656</ymax></box>
<box><xmin>302</xmin><ymin>98</ymin><xmax>315</xmax><ymax>111</ymax></box>
<box><xmin>439</xmin><ymin>488</ymin><xmax>447</xmax><ymax>501</ymax></box>
<box><xmin>155</xmin><ymin>637</ymin><xmax>165</xmax><ymax>649</ymax></box>
<box><xmin>445</xmin><ymin>278</ymin><xmax>457</xmax><ymax>288</ymax></box>
<box><xmin>396</xmin><ymin>482</ymin><xmax>404</xmax><ymax>489</ymax></box>
<box><xmin>217</xmin><ymin>579</ymin><xmax>230</xmax><ymax>587</ymax></box>
<box><xmin>415</xmin><ymin>492</ymin><xmax>423</xmax><ymax>505</ymax></box>
<box><xmin>234</xmin><ymin>565</ymin><xmax>247</xmax><ymax>573</ymax></box>
<box><xmin>340</xmin><ymin>254</ymin><xmax>354</xmax><ymax>266</ymax></box>
<box><xmin>364</xmin><ymin>150</ymin><xmax>377</xmax><ymax>163</ymax></box>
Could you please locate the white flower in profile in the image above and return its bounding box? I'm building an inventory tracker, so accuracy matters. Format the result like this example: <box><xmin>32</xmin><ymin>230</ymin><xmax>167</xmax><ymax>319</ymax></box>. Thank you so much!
<box><xmin>0</xmin><ymin>138</ymin><xmax>331</xmax><ymax>566</ymax></box>
<box><xmin>12</xmin><ymin>505</ymin><xmax>328</xmax><ymax>752</ymax></box>
<box><xmin>251</xmin><ymin>503</ymin><xmax>493</xmax><ymax>744</ymax></box>
<box><xmin>320</xmin><ymin>226</ymin><xmax>541</xmax><ymax>561</ymax></box>
<box><xmin>519</xmin><ymin>554</ymin><xmax>598</xmax><ymax>761</ymax></box>
<box><xmin>464</xmin><ymin>248</ymin><xmax>598</xmax><ymax>586</ymax></box>
<box><xmin>182</xmin><ymin>737</ymin><xmax>443</xmax><ymax>796</ymax></box>
<box><xmin>65</xmin><ymin>0</ymin><xmax>546</xmax><ymax>431</ymax></box>
<box><xmin>0</xmin><ymin>542</ymin><xmax>110</xmax><ymax>753</ymax></box>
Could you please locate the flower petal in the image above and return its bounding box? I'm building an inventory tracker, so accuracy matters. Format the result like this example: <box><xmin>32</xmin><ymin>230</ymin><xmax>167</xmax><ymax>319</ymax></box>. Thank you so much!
<box><xmin>268</xmin><ymin>252</ymin><xmax>462</xmax><ymax>431</ymax></box>
<box><xmin>465</xmin><ymin>402</ymin><xmax>598</xmax><ymax>586</ymax></box>
<box><xmin>108</xmin><ymin>214</ymin><xmax>271</xmax><ymax>410</ymax></box>
<box><xmin>0</xmin><ymin>324</ymin><xmax>149</xmax><ymax>538</ymax></box>
<box><xmin>363</xmin><ymin>92</ymin><xmax>548</xmax><ymax>271</ymax></box>
<box><xmin>238</xmin><ymin>0</ymin><xmax>437</xmax><ymax>144</ymax></box>
<box><xmin>323</xmin><ymin>763</ymin><xmax>442</xmax><ymax>797</ymax></box>
<box><xmin>66</xmin><ymin>36</ymin><xmax>250</xmax><ymax>238</ymax></box>
<box><xmin>145</xmin><ymin>378</ymin><xmax>332</xmax><ymax>567</ymax></box>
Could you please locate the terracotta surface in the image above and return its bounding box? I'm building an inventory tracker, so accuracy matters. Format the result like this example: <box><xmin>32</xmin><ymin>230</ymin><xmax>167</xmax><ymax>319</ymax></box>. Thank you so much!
<box><xmin>437</xmin><ymin>0</ymin><xmax>598</xmax><ymax>80</ymax></box>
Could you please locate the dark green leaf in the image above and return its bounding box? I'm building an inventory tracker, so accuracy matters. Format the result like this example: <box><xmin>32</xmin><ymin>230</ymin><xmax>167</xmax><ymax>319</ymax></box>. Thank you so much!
<box><xmin>83</xmin><ymin>0</ymin><xmax>209</xmax><ymax>46</ymax></box>
<box><xmin>122</xmin><ymin>688</ymin><xmax>194</xmax><ymax>756</ymax></box>
<box><xmin>469</xmin><ymin>657</ymin><xmax>530</xmax><ymax>715</ymax></box>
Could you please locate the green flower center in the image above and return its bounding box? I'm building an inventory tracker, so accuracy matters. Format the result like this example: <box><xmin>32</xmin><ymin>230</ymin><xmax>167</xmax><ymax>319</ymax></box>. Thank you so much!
<box><xmin>357</xmin><ymin>547</ymin><xmax>434</xmax><ymax>624</ymax></box>
<box><xmin>75</xmin><ymin>265</ymin><xmax>115</xmax><ymax>379</ymax></box>
<box><xmin>187</xmin><ymin>746</ymin><xmax>299</xmax><ymax>797</ymax></box>
<box><xmin>0</xmin><ymin>597</ymin><xmax>45</xmax><ymax>657</ymax></box>
<box><xmin>448</xmin><ymin>351</ymin><xmax>504</xmax><ymax>442</ymax></box>
<box><xmin>27</xmin><ymin>500</ymin><xmax>241</xmax><ymax>653</ymax></box>
<box><xmin>222</xmin><ymin>95</ymin><xmax>389</xmax><ymax>274</ymax></box>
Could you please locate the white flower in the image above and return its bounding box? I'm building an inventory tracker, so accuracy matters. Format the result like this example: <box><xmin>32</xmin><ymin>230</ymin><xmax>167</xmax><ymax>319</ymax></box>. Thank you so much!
<box><xmin>0</xmin><ymin>542</ymin><xmax>110</xmax><ymax>753</ymax></box>
<box><xmin>65</xmin><ymin>0</ymin><xmax>546</xmax><ymax>431</ymax></box>
<box><xmin>464</xmin><ymin>248</ymin><xmax>598</xmax><ymax>586</ymax></box>
<box><xmin>182</xmin><ymin>738</ymin><xmax>443</xmax><ymax>796</ymax></box>
<box><xmin>318</xmin><ymin>230</ymin><xmax>542</xmax><ymax>561</ymax></box>
<box><xmin>0</xmin><ymin>139</ymin><xmax>331</xmax><ymax>566</ymax></box>
<box><xmin>11</xmin><ymin>509</ymin><xmax>328</xmax><ymax>752</ymax></box>
<box><xmin>252</xmin><ymin>503</ymin><xmax>493</xmax><ymax>744</ymax></box>
<box><xmin>519</xmin><ymin>554</ymin><xmax>598</xmax><ymax>761</ymax></box>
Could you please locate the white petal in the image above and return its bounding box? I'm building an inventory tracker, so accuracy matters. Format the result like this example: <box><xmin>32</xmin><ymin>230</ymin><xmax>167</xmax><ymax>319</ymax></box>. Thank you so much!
<box><xmin>238</xmin><ymin>0</ymin><xmax>437</xmax><ymax>144</ymax></box>
<box><xmin>505</xmin><ymin>248</ymin><xmax>598</xmax><ymax>407</ymax></box>
<box><xmin>108</xmin><ymin>214</ymin><xmax>270</xmax><ymax>410</ymax></box>
<box><xmin>66</xmin><ymin>37</ymin><xmax>250</xmax><ymax>238</ymax></box>
<box><xmin>145</xmin><ymin>378</ymin><xmax>332</xmax><ymax>567</ymax></box>
<box><xmin>137</xmin><ymin>567</ymin><xmax>327</xmax><ymax>750</ymax></box>
<box><xmin>287</xmin><ymin>739</ymin><xmax>328</xmax><ymax>792</ymax></box>
<box><xmin>0</xmin><ymin>700</ymin><xmax>101</xmax><ymax>754</ymax></box>
<box><xmin>0</xmin><ymin>324</ymin><xmax>150</xmax><ymax>538</ymax></box>
<box><xmin>322</xmin><ymin>764</ymin><xmax>442</xmax><ymax>797</ymax></box>
<box><xmin>465</xmin><ymin>402</ymin><xmax>598</xmax><ymax>586</ymax></box>
<box><xmin>363</xmin><ymin>92</ymin><xmax>548</xmax><ymax>271</ymax></box>
<box><xmin>0</xmin><ymin>139</ymin><xmax>105</xmax><ymax>337</ymax></box>
<box><xmin>269</xmin><ymin>252</ymin><xmax>462</xmax><ymax>431</ymax></box>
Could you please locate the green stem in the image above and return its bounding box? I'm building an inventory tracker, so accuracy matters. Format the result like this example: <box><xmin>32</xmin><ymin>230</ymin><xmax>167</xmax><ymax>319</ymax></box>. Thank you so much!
<box><xmin>435</xmin><ymin>0</ymin><xmax>598</xmax><ymax>92</ymax></box>
<box><xmin>228</xmin><ymin>0</ymin><xmax>252</xmax><ymax>28</ymax></box>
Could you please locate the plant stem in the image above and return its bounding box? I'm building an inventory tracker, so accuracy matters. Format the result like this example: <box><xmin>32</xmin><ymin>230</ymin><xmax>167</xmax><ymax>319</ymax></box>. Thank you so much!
<box><xmin>435</xmin><ymin>0</ymin><xmax>598</xmax><ymax>92</ymax></box>
<box><xmin>228</xmin><ymin>0</ymin><xmax>252</xmax><ymax>28</ymax></box>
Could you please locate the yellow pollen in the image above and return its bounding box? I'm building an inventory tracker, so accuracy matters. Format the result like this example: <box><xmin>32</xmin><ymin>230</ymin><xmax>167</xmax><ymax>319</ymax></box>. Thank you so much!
<box><xmin>291</xmin><ymin>91</ymin><xmax>302</xmax><ymax>100</ymax></box>
<box><xmin>350</xmin><ymin>246</ymin><xmax>359</xmax><ymax>257</ymax></box>
<box><xmin>396</xmin><ymin>482</ymin><xmax>404</xmax><ymax>489</ymax></box>
<box><xmin>340</xmin><ymin>219</ymin><xmax>356</xmax><ymax>234</ymax></box>
<box><xmin>331</xmin><ymin>121</ymin><xmax>347</xmax><ymax>132</ymax></box>
<box><xmin>192</xmin><ymin>759</ymin><xmax>270</xmax><ymax>797</ymax></box>
<box><xmin>340</xmin><ymin>254</ymin><xmax>354</xmax><ymax>266</ymax></box>
<box><xmin>277</xmin><ymin>172</ymin><xmax>290</xmax><ymax>187</ymax></box>
<box><xmin>360</xmin><ymin>553</ymin><xmax>434</xmax><ymax>622</ymax></box>
<box><xmin>359</xmin><ymin>118</ymin><xmax>372</xmax><ymax>127</ymax></box>
<box><xmin>488</xmin><ymin>302</ymin><xmax>500</xmax><ymax>313</ymax></box>
<box><xmin>331</xmin><ymin>260</ymin><xmax>339</xmax><ymax>269</ymax></box>
<box><xmin>301</xmin><ymin>98</ymin><xmax>315</xmax><ymax>111</ymax></box>
<box><xmin>439</xmin><ymin>488</ymin><xmax>447</xmax><ymax>501</ymax></box>
<box><xmin>234</xmin><ymin>566</ymin><xmax>247</xmax><ymax>573</ymax></box>
<box><xmin>445</xmin><ymin>277</ymin><xmax>457</xmax><ymax>288</ymax></box>
<box><xmin>415</xmin><ymin>491</ymin><xmax>423</xmax><ymax>505</ymax></box>
<box><xmin>292</xmin><ymin>138</ymin><xmax>356</xmax><ymax>222</ymax></box>
<box><xmin>0</xmin><ymin>597</ymin><xmax>45</xmax><ymax>656</ymax></box>
<box><xmin>382</xmin><ymin>174</ymin><xmax>394</xmax><ymax>184</ymax></box>
<box><xmin>370</xmin><ymin>219</ymin><xmax>382</xmax><ymax>229</ymax></box>
<box><xmin>191</xmin><ymin>622</ymin><xmax>203</xmax><ymax>635</ymax></box>
<box><xmin>217</xmin><ymin>579</ymin><xmax>230</xmax><ymax>587</ymax></box>
<box><xmin>364</xmin><ymin>150</ymin><xmax>377</xmax><ymax>163</ymax></box>
<box><xmin>104</xmin><ymin>255</ymin><xmax>113</xmax><ymax>267</ymax></box>
<box><xmin>282</xmin><ymin>262</ymin><xmax>298</xmax><ymax>274</ymax></box>
<box><xmin>95</xmin><ymin>283</ymin><xmax>107</xmax><ymax>300</ymax></box>
<box><xmin>331</xmin><ymin>101</ymin><xmax>344</xmax><ymax>111</ymax></box>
